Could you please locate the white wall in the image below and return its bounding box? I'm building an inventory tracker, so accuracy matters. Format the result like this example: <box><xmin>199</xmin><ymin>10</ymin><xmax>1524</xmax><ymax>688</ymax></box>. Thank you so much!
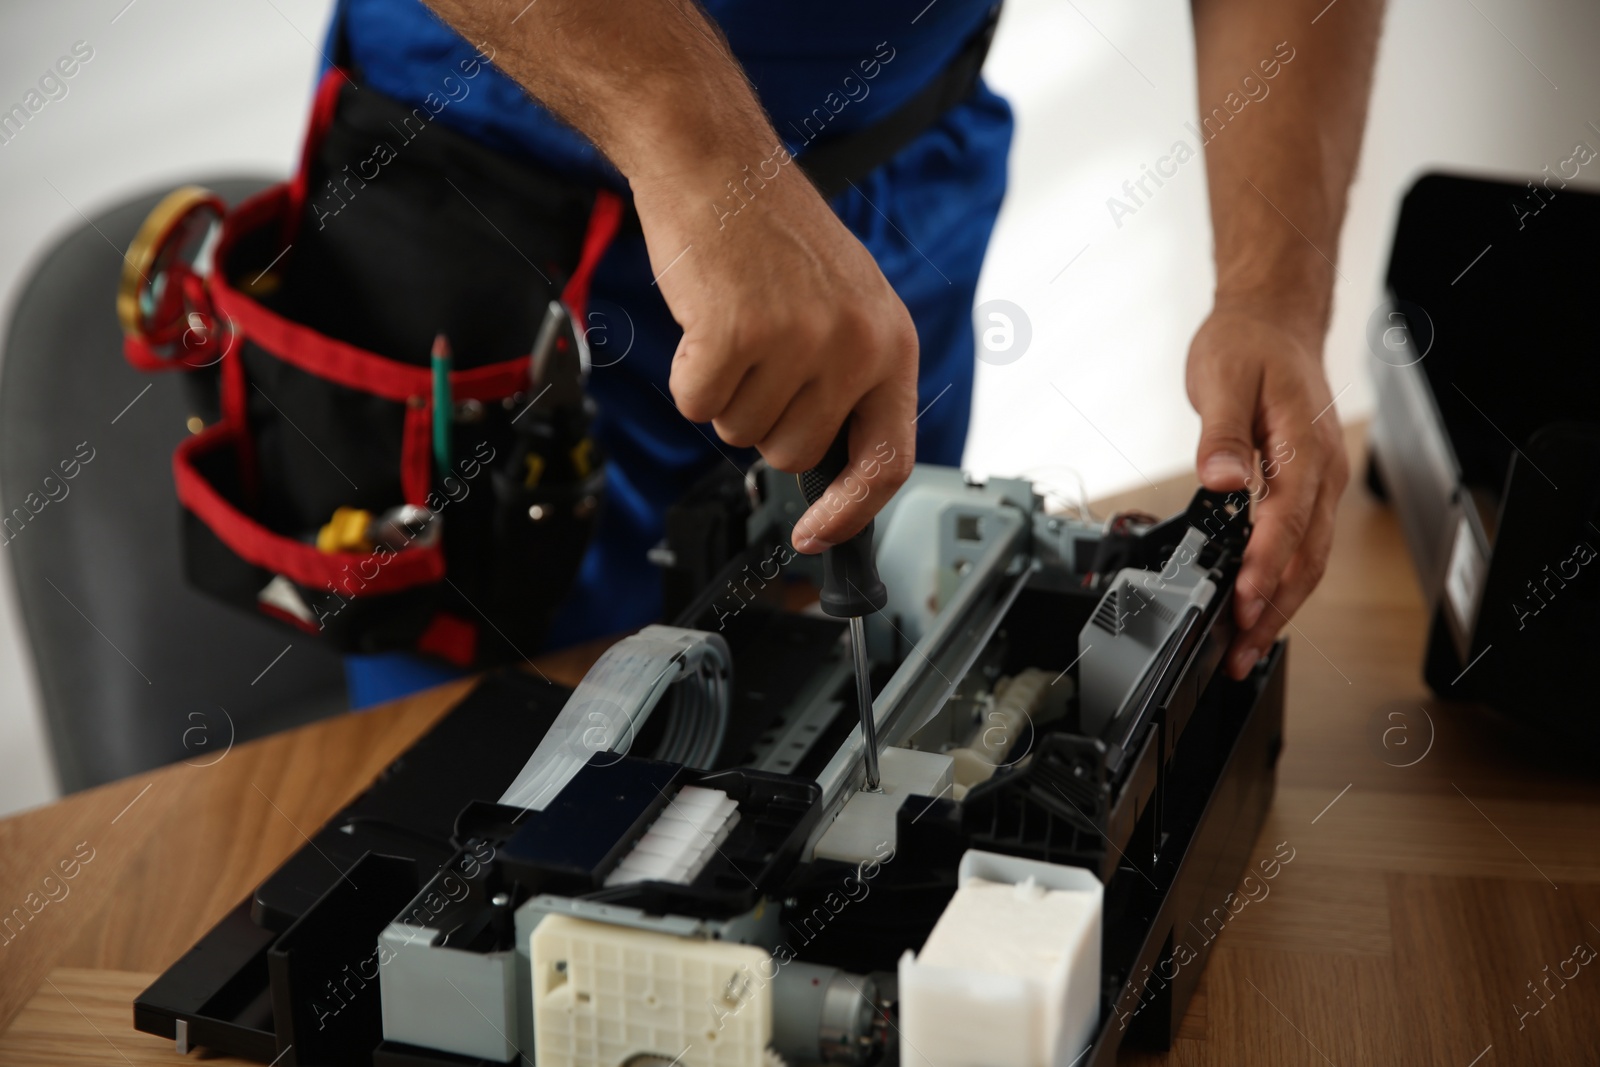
<box><xmin>969</xmin><ymin>0</ymin><xmax>1600</xmax><ymax>500</ymax></box>
<box><xmin>2</xmin><ymin>0</ymin><xmax>1596</xmax><ymax>816</ymax></box>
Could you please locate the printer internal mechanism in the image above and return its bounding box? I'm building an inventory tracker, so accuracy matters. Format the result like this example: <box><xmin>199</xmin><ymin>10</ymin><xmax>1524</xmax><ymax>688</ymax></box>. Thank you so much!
<box><xmin>135</xmin><ymin>464</ymin><xmax>1284</xmax><ymax>1067</ymax></box>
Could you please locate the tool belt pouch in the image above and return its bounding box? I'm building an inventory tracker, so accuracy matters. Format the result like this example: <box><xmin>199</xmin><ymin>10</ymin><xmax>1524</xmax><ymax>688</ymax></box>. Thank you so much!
<box><xmin>119</xmin><ymin>71</ymin><xmax>623</xmax><ymax>668</ymax></box>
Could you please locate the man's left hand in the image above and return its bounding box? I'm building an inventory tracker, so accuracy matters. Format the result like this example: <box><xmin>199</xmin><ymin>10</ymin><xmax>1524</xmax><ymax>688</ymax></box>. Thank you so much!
<box><xmin>1185</xmin><ymin>305</ymin><xmax>1350</xmax><ymax>680</ymax></box>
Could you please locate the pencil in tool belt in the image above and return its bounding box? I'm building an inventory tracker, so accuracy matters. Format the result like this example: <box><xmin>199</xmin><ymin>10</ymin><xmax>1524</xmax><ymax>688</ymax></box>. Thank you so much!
<box><xmin>432</xmin><ymin>333</ymin><xmax>452</xmax><ymax>475</ymax></box>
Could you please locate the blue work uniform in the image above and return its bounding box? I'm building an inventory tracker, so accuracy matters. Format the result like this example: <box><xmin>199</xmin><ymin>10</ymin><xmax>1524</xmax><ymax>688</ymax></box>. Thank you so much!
<box><xmin>333</xmin><ymin>0</ymin><xmax>1013</xmax><ymax>705</ymax></box>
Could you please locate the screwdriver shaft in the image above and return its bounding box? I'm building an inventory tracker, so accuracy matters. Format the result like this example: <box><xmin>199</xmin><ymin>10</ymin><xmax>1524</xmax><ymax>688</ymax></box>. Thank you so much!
<box><xmin>849</xmin><ymin>615</ymin><xmax>881</xmax><ymax>791</ymax></box>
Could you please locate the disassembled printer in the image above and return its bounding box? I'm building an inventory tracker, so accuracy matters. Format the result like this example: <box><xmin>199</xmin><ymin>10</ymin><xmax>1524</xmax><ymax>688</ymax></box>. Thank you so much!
<box><xmin>135</xmin><ymin>463</ymin><xmax>1284</xmax><ymax>1067</ymax></box>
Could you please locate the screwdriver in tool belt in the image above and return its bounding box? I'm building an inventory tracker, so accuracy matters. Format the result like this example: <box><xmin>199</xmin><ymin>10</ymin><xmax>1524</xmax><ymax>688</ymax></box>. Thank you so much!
<box><xmin>798</xmin><ymin>424</ymin><xmax>889</xmax><ymax>792</ymax></box>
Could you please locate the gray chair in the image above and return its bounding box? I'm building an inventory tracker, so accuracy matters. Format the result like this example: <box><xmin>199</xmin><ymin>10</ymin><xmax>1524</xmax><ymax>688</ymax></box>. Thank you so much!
<box><xmin>1</xmin><ymin>177</ymin><xmax>349</xmax><ymax>793</ymax></box>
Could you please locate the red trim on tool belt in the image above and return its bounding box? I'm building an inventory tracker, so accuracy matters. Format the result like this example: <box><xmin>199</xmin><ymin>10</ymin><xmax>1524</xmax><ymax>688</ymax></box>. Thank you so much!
<box><xmin>212</xmin><ymin>276</ymin><xmax>533</xmax><ymax>401</ymax></box>
<box><xmin>285</xmin><ymin>68</ymin><xmax>349</xmax><ymax>242</ymax></box>
<box><xmin>258</xmin><ymin>600</ymin><xmax>324</xmax><ymax>635</ymax></box>
<box><xmin>218</xmin><ymin>325</ymin><xmax>259</xmax><ymax>503</ymax></box>
<box><xmin>560</xmin><ymin>189</ymin><xmax>624</xmax><ymax>321</ymax></box>
<box><xmin>209</xmin><ymin>193</ymin><xmax>535</xmax><ymax>402</ymax></box>
<box><xmin>173</xmin><ymin>423</ymin><xmax>445</xmax><ymax>596</ymax></box>
<box><xmin>201</xmin><ymin>182</ymin><xmax>626</xmax><ymax>403</ymax></box>
<box><xmin>401</xmin><ymin>400</ymin><xmax>434</xmax><ymax>506</ymax></box>
<box><xmin>123</xmin><ymin>334</ymin><xmax>175</xmax><ymax>373</ymax></box>
<box><xmin>415</xmin><ymin>612</ymin><xmax>478</xmax><ymax>666</ymax></box>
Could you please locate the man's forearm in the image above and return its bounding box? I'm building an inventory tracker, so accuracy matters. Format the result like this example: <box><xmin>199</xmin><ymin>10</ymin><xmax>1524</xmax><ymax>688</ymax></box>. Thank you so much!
<box><xmin>420</xmin><ymin>0</ymin><xmax>778</xmax><ymax>192</ymax></box>
<box><xmin>417</xmin><ymin>1</ymin><xmax>922</xmax><ymax>552</ymax></box>
<box><xmin>1192</xmin><ymin>0</ymin><xmax>1383</xmax><ymax>341</ymax></box>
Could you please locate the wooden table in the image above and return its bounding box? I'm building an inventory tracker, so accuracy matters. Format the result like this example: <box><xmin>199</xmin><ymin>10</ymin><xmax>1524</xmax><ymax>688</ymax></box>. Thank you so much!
<box><xmin>3</xmin><ymin>427</ymin><xmax>1598</xmax><ymax>1065</ymax></box>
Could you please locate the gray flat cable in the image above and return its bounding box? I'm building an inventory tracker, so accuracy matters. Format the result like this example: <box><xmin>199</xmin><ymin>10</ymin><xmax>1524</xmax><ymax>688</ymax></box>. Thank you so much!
<box><xmin>499</xmin><ymin>625</ymin><xmax>732</xmax><ymax>810</ymax></box>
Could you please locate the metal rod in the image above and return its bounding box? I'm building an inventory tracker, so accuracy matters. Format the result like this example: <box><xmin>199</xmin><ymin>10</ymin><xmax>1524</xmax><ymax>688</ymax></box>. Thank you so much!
<box><xmin>809</xmin><ymin>510</ymin><xmax>1031</xmax><ymax>833</ymax></box>
<box><xmin>849</xmin><ymin>615</ymin><xmax>881</xmax><ymax>791</ymax></box>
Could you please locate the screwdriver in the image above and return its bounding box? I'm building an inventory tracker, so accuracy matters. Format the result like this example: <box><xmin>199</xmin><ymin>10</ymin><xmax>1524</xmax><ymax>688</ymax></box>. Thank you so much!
<box><xmin>798</xmin><ymin>424</ymin><xmax>889</xmax><ymax>792</ymax></box>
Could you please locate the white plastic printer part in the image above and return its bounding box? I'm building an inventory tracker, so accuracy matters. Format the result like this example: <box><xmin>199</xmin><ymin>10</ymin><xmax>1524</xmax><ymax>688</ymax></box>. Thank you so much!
<box><xmin>899</xmin><ymin>851</ymin><xmax>1102</xmax><ymax>1067</ymax></box>
<box><xmin>947</xmin><ymin>668</ymin><xmax>1060</xmax><ymax>791</ymax></box>
<box><xmin>813</xmin><ymin>747</ymin><xmax>954</xmax><ymax>865</ymax></box>
<box><xmin>532</xmin><ymin>914</ymin><xmax>774</xmax><ymax>1067</ymax></box>
<box><xmin>604</xmin><ymin>786</ymin><xmax>740</xmax><ymax>887</ymax></box>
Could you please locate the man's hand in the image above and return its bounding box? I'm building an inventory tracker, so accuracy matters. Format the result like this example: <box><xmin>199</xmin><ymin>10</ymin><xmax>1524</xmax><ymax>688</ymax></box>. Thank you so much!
<box><xmin>1190</xmin><ymin>0</ymin><xmax>1382</xmax><ymax>676</ymax></box>
<box><xmin>632</xmin><ymin>164</ymin><xmax>917</xmax><ymax>555</ymax></box>
<box><xmin>1187</xmin><ymin>306</ymin><xmax>1349</xmax><ymax>679</ymax></box>
<box><xmin>420</xmin><ymin>0</ymin><xmax>916</xmax><ymax>555</ymax></box>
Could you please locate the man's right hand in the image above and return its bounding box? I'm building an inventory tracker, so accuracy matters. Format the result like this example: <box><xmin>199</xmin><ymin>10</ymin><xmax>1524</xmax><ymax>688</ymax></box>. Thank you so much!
<box><xmin>633</xmin><ymin>161</ymin><xmax>918</xmax><ymax>555</ymax></box>
<box><xmin>421</xmin><ymin>0</ymin><xmax>919</xmax><ymax>555</ymax></box>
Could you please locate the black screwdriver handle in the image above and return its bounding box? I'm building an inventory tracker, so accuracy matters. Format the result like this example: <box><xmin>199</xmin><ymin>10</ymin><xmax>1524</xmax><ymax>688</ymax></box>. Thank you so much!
<box><xmin>797</xmin><ymin>424</ymin><xmax>888</xmax><ymax>619</ymax></box>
